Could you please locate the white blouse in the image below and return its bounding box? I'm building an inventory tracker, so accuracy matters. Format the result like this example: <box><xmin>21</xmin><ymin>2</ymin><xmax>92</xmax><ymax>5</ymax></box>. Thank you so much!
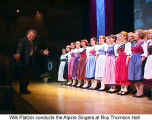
<box><xmin>125</xmin><ymin>42</ymin><xmax>132</xmax><ymax>56</ymax></box>
<box><xmin>141</xmin><ymin>41</ymin><xmax>148</xmax><ymax>57</ymax></box>
<box><xmin>86</xmin><ymin>46</ymin><xmax>97</xmax><ymax>58</ymax></box>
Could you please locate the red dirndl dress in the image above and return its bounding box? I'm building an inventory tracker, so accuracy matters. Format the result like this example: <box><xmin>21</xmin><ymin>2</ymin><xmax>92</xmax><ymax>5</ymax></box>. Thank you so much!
<box><xmin>77</xmin><ymin>49</ymin><xmax>87</xmax><ymax>80</ymax></box>
<box><xmin>115</xmin><ymin>44</ymin><xmax>131</xmax><ymax>86</ymax></box>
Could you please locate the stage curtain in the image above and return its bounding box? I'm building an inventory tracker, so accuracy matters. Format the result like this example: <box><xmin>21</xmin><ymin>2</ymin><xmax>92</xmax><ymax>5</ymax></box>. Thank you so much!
<box><xmin>105</xmin><ymin>0</ymin><xmax>114</xmax><ymax>35</ymax></box>
<box><xmin>96</xmin><ymin>0</ymin><xmax>106</xmax><ymax>38</ymax></box>
<box><xmin>90</xmin><ymin>0</ymin><xmax>97</xmax><ymax>37</ymax></box>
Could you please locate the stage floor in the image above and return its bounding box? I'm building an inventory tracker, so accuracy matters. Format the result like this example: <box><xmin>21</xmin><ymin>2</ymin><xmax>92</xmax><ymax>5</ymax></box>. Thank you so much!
<box><xmin>13</xmin><ymin>82</ymin><xmax>152</xmax><ymax>114</ymax></box>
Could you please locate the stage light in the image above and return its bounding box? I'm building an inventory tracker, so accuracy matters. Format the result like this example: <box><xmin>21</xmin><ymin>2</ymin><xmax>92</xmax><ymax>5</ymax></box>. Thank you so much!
<box><xmin>35</xmin><ymin>10</ymin><xmax>43</xmax><ymax>21</ymax></box>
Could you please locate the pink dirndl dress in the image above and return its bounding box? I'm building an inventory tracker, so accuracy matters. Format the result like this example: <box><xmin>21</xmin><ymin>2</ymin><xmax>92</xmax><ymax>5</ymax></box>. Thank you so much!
<box><xmin>103</xmin><ymin>45</ymin><xmax>116</xmax><ymax>85</ymax></box>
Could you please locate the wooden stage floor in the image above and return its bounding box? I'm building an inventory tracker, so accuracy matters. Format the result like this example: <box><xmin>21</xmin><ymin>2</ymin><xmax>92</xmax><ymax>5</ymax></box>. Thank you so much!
<box><xmin>13</xmin><ymin>82</ymin><xmax>152</xmax><ymax>114</ymax></box>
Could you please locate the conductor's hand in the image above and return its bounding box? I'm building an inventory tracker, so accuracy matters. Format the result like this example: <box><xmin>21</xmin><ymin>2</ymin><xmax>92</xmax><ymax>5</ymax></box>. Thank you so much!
<box><xmin>14</xmin><ymin>53</ymin><xmax>21</xmax><ymax>61</ymax></box>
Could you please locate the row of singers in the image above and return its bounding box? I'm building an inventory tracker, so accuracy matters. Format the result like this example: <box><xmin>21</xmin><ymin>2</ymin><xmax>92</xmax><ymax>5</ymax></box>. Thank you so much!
<box><xmin>58</xmin><ymin>29</ymin><xmax>152</xmax><ymax>97</ymax></box>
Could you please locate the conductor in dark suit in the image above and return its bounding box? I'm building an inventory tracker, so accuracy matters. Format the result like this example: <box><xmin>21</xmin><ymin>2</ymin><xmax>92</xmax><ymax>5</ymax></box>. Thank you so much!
<box><xmin>14</xmin><ymin>29</ymin><xmax>49</xmax><ymax>94</ymax></box>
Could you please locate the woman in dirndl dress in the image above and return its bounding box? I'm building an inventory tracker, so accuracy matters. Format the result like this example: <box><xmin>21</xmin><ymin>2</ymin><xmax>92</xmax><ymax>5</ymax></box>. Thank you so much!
<box><xmin>77</xmin><ymin>39</ymin><xmax>88</xmax><ymax>88</ymax></box>
<box><xmin>144</xmin><ymin>42</ymin><xmax>152</xmax><ymax>89</ymax></box>
<box><xmin>67</xmin><ymin>42</ymin><xmax>75</xmax><ymax>85</ymax></box>
<box><xmin>144</xmin><ymin>29</ymin><xmax>152</xmax><ymax>93</ymax></box>
<box><xmin>95</xmin><ymin>36</ymin><xmax>107</xmax><ymax>91</ymax></box>
<box><xmin>85</xmin><ymin>37</ymin><xmax>97</xmax><ymax>90</ymax></box>
<box><xmin>115</xmin><ymin>31</ymin><xmax>132</xmax><ymax>95</ymax></box>
<box><xmin>129</xmin><ymin>29</ymin><xmax>147</xmax><ymax>97</ymax></box>
<box><xmin>58</xmin><ymin>48</ymin><xmax>67</xmax><ymax>83</ymax></box>
<box><xmin>63</xmin><ymin>45</ymin><xmax>71</xmax><ymax>82</ymax></box>
<box><xmin>103</xmin><ymin>35</ymin><xmax>118</xmax><ymax>93</ymax></box>
<box><xmin>71</xmin><ymin>41</ymin><xmax>81</xmax><ymax>86</ymax></box>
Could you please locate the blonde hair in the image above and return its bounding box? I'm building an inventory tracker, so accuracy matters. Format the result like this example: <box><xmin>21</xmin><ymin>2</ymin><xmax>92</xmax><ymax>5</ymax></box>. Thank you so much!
<box><xmin>76</xmin><ymin>41</ymin><xmax>80</xmax><ymax>45</ymax></box>
<box><xmin>121</xmin><ymin>31</ymin><xmax>128</xmax><ymax>36</ymax></box>
<box><xmin>75</xmin><ymin>41</ymin><xmax>81</xmax><ymax>48</ymax></box>
<box><xmin>66</xmin><ymin>45</ymin><xmax>71</xmax><ymax>48</ymax></box>
<box><xmin>143</xmin><ymin>30</ymin><xmax>148</xmax><ymax>39</ymax></box>
<box><xmin>135</xmin><ymin>29</ymin><xmax>145</xmax><ymax>39</ymax></box>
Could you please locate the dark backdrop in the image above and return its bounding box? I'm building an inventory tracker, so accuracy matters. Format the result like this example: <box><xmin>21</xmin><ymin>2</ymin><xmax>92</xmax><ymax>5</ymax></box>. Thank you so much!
<box><xmin>0</xmin><ymin>0</ymin><xmax>137</xmax><ymax>54</ymax></box>
<box><xmin>114</xmin><ymin>0</ymin><xmax>134</xmax><ymax>33</ymax></box>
